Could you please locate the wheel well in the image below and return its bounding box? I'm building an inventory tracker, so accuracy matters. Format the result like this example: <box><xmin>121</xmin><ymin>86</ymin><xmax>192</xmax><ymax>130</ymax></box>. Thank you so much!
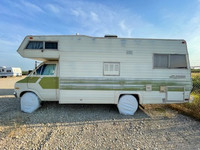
<box><xmin>119</xmin><ymin>94</ymin><xmax>140</xmax><ymax>104</ymax></box>
<box><xmin>20</xmin><ymin>91</ymin><xmax>34</xmax><ymax>97</ymax></box>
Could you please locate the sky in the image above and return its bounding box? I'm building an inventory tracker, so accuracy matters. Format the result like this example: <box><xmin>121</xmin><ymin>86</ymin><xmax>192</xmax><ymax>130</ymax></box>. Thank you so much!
<box><xmin>0</xmin><ymin>0</ymin><xmax>200</xmax><ymax>70</ymax></box>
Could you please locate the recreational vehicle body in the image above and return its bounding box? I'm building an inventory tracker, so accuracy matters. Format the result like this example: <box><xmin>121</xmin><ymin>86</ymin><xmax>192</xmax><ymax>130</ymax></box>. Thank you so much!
<box><xmin>14</xmin><ymin>35</ymin><xmax>193</xmax><ymax>114</ymax></box>
<box><xmin>0</xmin><ymin>66</ymin><xmax>22</xmax><ymax>78</ymax></box>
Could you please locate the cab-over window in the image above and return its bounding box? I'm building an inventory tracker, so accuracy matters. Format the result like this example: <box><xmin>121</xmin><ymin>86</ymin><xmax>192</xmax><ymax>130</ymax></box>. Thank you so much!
<box><xmin>26</xmin><ymin>41</ymin><xmax>58</xmax><ymax>49</ymax></box>
<box><xmin>26</xmin><ymin>41</ymin><xmax>43</xmax><ymax>49</ymax></box>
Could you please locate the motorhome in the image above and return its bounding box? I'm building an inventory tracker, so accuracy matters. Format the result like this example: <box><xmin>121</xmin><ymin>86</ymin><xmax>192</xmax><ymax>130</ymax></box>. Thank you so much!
<box><xmin>14</xmin><ymin>35</ymin><xmax>193</xmax><ymax>114</ymax></box>
<box><xmin>0</xmin><ymin>66</ymin><xmax>22</xmax><ymax>78</ymax></box>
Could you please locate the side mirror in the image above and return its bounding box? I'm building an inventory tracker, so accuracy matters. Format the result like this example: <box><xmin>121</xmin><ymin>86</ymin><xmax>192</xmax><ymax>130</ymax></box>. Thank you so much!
<box><xmin>28</xmin><ymin>70</ymin><xmax>32</xmax><ymax>74</ymax></box>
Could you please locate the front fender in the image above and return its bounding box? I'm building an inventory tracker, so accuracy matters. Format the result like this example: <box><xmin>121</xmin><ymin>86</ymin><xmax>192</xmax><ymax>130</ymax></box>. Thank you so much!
<box><xmin>19</xmin><ymin>90</ymin><xmax>44</xmax><ymax>101</ymax></box>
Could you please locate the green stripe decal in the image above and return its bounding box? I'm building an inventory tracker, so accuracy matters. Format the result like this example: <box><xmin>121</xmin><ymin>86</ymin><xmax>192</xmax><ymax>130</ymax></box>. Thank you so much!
<box><xmin>60</xmin><ymin>85</ymin><xmax>145</xmax><ymax>91</ymax></box>
<box><xmin>60</xmin><ymin>79</ymin><xmax>191</xmax><ymax>86</ymax></box>
<box><xmin>59</xmin><ymin>78</ymin><xmax>192</xmax><ymax>91</ymax></box>
<box><xmin>18</xmin><ymin>77</ymin><xmax>192</xmax><ymax>91</ymax></box>
<box><xmin>168</xmin><ymin>87</ymin><xmax>185</xmax><ymax>92</ymax></box>
<box><xmin>39</xmin><ymin>77</ymin><xmax>59</xmax><ymax>89</ymax></box>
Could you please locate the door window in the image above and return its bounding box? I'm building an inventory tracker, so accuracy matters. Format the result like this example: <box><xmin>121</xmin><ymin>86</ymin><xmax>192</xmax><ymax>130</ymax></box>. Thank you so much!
<box><xmin>36</xmin><ymin>64</ymin><xmax>56</xmax><ymax>75</ymax></box>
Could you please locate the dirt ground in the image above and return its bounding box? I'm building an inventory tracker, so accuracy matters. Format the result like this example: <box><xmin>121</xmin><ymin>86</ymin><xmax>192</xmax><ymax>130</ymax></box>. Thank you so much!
<box><xmin>0</xmin><ymin>76</ymin><xmax>25</xmax><ymax>95</ymax></box>
<box><xmin>0</xmin><ymin>77</ymin><xmax>200</xmax><ymax>149</ymax></box>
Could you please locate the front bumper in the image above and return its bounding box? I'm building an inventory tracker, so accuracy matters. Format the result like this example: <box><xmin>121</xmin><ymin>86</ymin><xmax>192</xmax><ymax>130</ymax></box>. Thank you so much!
<box><xmin>13</xmin><ymin>91</ymin><xmax>18</xmax><ymax>98</ymax></box>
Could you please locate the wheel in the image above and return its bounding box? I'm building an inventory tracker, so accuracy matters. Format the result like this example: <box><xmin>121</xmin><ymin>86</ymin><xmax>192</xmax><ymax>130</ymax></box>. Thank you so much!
<box><xmin>21</xmin><ymin>92</ymin><xmax>40</xmax><ymax>113</ymax></box>
<box><xmin>117</xmin><ymin>95</ymin><xmax>138</xmax><ymax>115</ymax></box>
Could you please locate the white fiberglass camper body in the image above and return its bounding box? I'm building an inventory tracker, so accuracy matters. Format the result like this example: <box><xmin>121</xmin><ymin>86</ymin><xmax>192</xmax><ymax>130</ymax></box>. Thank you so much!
<box><xmin>0</xmin><ymin>66</ymin><xmax>22</xmax><ymax>78</ymax></box>
<box><xmin>14</xmin><ymin>35</ymin><xmax>193</xmax><ymax>114</ymax></box>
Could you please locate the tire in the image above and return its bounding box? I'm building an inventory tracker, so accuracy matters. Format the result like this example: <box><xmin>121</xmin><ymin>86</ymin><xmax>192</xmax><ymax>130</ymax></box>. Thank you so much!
<box><xmin>21</xmin><ymin>92</ymin><xmax>40</xmax><ymax>113</ymax></box>
<box><xmin>117</xmin><ymin>95</ymin><xmax>138</xmax><ymax>115</ymax></box>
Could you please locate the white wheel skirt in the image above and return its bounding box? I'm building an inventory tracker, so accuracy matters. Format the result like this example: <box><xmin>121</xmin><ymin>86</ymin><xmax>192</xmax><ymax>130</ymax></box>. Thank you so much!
<box><xmin>117</xmin><ymin>95</ymin><xmax>138</xmax><ymax>115</ymax></box>
<box><xmin>21</xmin><ymin>92</ymin><xmax>40</xmax><ymax>113</ymax></box>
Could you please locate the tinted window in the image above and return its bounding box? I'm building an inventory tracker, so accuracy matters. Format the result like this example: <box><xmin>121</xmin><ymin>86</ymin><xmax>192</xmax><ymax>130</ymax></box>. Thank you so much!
<box><xmin>45</xmin><ymin>42</ymin><xmax>58</xmax><ymax>49</ymax></box>
<box><xmin>154</xmin><ymin>54</ymin><xmax>168</xmax><ymax>68</ymax></box>
<box><xmin>26</xmin><ymin>41</ymin><xmax>43</xmax><ymax>49</ymax></box>
<box><xmin>170</xmin><ymin>54</ymin><xmax>187</xmax><ymax>68</ymax></box>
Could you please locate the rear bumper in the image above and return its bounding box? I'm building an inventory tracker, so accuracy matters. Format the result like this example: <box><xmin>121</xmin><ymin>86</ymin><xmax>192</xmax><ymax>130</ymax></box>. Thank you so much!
<box><xmin>189</xmin><ymin>96</ymin><xmax>194</xmax><ymax>103</ymax></box>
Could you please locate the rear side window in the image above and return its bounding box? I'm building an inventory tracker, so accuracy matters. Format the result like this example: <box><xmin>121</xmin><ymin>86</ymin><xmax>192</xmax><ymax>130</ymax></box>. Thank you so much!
<box><xmin>154</xmin><ymin>54</ymin><xmax>187</xmax><ymax>69</ymax></box>
<box><xmin>170</xmin><ymin>54</ymin><xmax>187</xmax><ymax>68</ymax></box>
<box><xmin>45</xmin><ymin>42</ymin><xmax>58</xmax><ymax>49</ymax></box>
<box><xmin>154</xmin><ymin>54</ymin><xmax>169</xmax><ymax>68</ymax></box>
<box><xmin>26</xmin><ymin>41</ymin><xmax>43</xmax><ymax>49</ymax></box>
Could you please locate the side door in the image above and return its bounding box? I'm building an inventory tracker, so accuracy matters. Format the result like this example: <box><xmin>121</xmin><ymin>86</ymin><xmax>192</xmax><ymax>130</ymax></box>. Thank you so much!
<box><xmin>27</xmin><ymin>62</ymin><xmax>59</xmax><ymax>101</ymax></box>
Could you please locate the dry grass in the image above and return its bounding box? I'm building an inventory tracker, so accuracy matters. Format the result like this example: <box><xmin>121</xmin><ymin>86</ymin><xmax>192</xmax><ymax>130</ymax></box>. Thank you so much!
<box><xmin>169</xmin><ymin>94</ymin><xmax>200</xmax><ymax>120</ymax></box>
<box><xmin>169</xmin><ymin>73</ymin><xmax>200</xmax><ymax>120</ymax></box>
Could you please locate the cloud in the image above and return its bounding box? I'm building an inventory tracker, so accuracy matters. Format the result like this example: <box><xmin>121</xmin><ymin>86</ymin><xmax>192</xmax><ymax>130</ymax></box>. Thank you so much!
<box><xmin>71</xmin><ymin>8</ymin><xmax>85</xmax><ymax>17</ymax></box>
<box><xmin>119</xmin><ymin>20</ymin><xmax>133</xmax><ymax>37</ymax></box>
<box><xmin>61</xmin><ymin>2</ymin><xmax>137</xmax><ymax>36</ymax></box>
<box><xmin>0</xmin><ymin>39</ymin><xmax>18</xmax><ymax>47</ymax></box>
<box><xmin>46</xmin><ymin>4</ymin><xmax>60</xmax><ymax>14</ymax></box>
<box><xmin>90</xmin><ymin>11</ymin><xmax>99</xmax><ymax>22</ymax></box>
<box><xmin>21</xmin><ymin>0</ymin><xmax>44</xmax><ymax>13</ymax></box>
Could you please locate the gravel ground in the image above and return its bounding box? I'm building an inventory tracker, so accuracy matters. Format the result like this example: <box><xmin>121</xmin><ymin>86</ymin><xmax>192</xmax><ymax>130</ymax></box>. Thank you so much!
<box><xmin>0</xmin><ymin>96</ymin><xmax>199</xmax><ymax>150</ymax></box>
<box><xmin>0</xmin><ymin>77</ymin><xmax>200</xmax><ymax>149</ymax></box>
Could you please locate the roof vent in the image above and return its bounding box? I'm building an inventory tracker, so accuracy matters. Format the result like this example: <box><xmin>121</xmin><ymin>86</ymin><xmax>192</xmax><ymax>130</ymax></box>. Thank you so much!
<box><xmin>104</xmin><ymin>35</ymin><xmax>118</xmax><ymax>38</ymax></box>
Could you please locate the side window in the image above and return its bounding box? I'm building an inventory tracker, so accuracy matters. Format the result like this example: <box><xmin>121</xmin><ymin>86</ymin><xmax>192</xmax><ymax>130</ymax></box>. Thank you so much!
<box><xmin>154</xmin><ymin>54</ymin><xmax>169</xmax><ymax>68</ymax></box>
<box><xmin>45</xmin><ymin>42</ymin><xmax>58</xmax><ymax>49</ymax></box>
<box><xmin>103</xmin><ymin>62</ymin><xmax>120</xmax><ymax>76</ymax></box>
<box><xmin>36</xmin><ymin>64</ymin><xmax>56</xmax><ymax>75</ymax></box>
<box><xmin>26</xmin><ymin>41</ymin><xmax>58</xmax><ymax>50</ymax></box>
<box><xmin>26</xmin><ymin>41</ymin><xmax>43</xmax><ymax>49</ymax></box>
<box><xmin>153</xmin><ymin>54</ymin><xmax>187</xmax><ymax>69</ymax></box>
<box><xmin>170</xmin><ymin>54</ymin><xmax>187</xmax><ymax>68</ymax></box>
